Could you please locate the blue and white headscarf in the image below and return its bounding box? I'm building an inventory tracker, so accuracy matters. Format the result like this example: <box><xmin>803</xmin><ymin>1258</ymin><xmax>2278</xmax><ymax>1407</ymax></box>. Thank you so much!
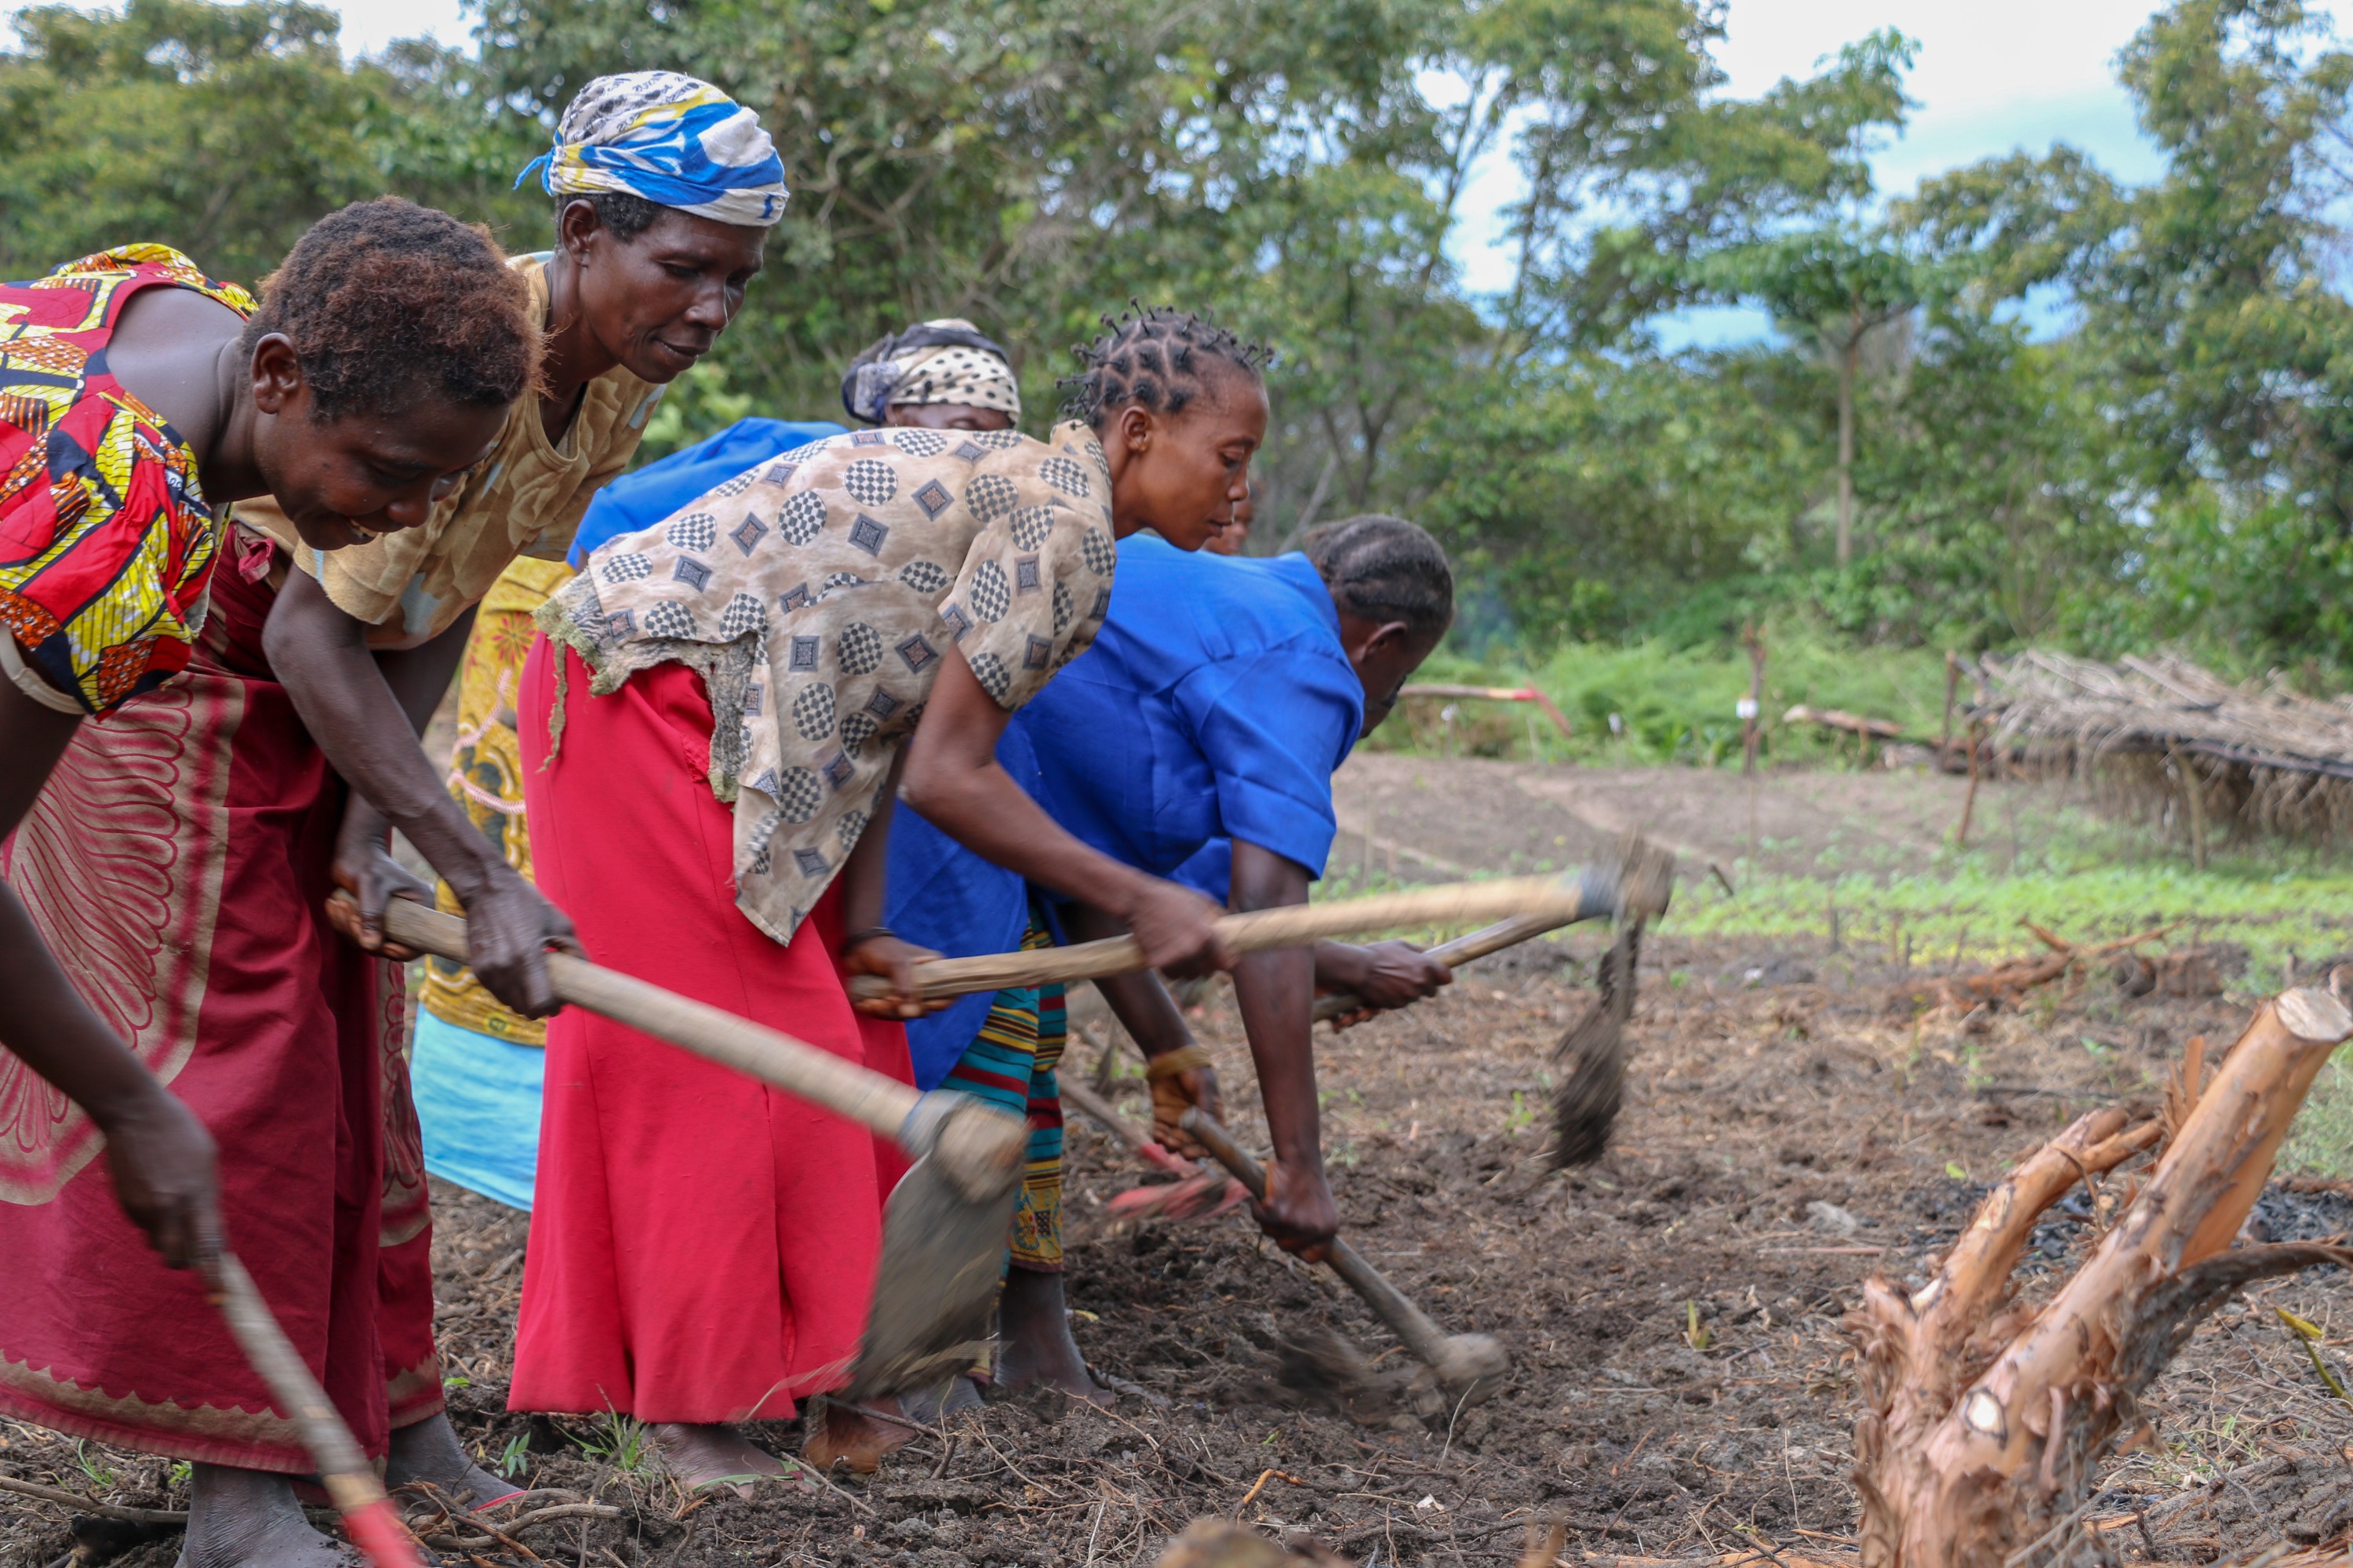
<box><xmin>518</xmin><ymin>71</ymin><xmax>787</xmax><ymax>229</ymax></box>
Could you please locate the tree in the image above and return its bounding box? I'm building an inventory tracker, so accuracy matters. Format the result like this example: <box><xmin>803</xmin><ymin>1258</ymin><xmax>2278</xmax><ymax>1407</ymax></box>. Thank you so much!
<box><xmin>1675</xmin><ymin>226</ymin><xmax>1929</xmax><ymax>562</ymax></box>
<box><xmin>0</xmin><ymin>0</ymin><xmax>533</xmax><ymax>284</ymax></box>
<box><xmin>1898</xmin><ymin>0</ymin><xmax>2353</xmax><ymax>666</ymax></box>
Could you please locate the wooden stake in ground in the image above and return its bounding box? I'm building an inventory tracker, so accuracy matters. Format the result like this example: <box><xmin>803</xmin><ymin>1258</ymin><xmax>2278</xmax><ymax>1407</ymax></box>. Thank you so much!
<box><xmin>1741</xmin><ymin>624</ymin><xmax>1767</xmax><ymax>777</ymax></box>
<box><xmin>1955</xmin><ymin>715</ymin><xmax>1984</xmax><ymax>848</ymax></box>
<box><xmin>1852</xmin><ymin>987</ymin><xmax>2353</xmax><ymax>1568</ymax></box>
<box><xmin>2169</xmin><ymin>740</ymin><xmax>2210</xmax><ymax>869</ymax></box>
<box><xmin>1742</xmin><ymin>625</ymin><xmax>1767</xmax><ymax>848</ymax></box>
<box><xmin>1941</xmin><ymin>649</ymin><xmax>1959</xmax><ymax>755</ymax></box>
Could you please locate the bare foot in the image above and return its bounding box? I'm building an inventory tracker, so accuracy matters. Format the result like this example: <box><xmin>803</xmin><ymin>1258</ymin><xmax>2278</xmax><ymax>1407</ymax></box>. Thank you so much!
<box><xmin>651</xmin><ymin>1423</ymin><xmax>793</xmax><ymax>1498</ymax></box>
<box><xmin>385</xmin><ymin>1410</ymin><xmax>523</xmax><ymax>1509</ymax></box>
<box><xmin>995</xmin><ymin>1266</ymin><xmax>1113</xmax><ymax>1406</ymax></box>
<box><xmin>178</xmin><ymin>1465</ymin><xmax>343</xmax><ymax>1568</ymax></box>
<box><xmin>898</xmin><ymin>1376</ymin><xmax>985</xmax><ymax>1425</ymax></box>
<box><xmin>801</xmin><ymin>1397</ymin><xmax>918</xmax><ymax>1474</ymax></box>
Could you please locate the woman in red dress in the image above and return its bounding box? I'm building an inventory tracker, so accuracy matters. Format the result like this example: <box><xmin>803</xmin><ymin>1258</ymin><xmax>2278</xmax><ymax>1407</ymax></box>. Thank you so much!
<box><xmin>0</xmin><ymin>200</ymin><xmax>543</xmax><ymax>1568</ymax></box>
<box><xmin>512</xmin><ymin>310</ymin><xmax>1272</xmax><ymax>1488</ymax></box>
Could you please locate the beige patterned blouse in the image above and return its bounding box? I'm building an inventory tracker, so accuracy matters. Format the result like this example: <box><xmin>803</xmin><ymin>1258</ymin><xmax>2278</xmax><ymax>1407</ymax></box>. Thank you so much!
<box><xmin>536</xmin><ymin>420</ymin><xmax>1118</xmax><ymax>944</ymax></box>
<box><xmin>233</xmin><ymin>254</ymin><xmax>664</xmax><ymax>647</ymax></box>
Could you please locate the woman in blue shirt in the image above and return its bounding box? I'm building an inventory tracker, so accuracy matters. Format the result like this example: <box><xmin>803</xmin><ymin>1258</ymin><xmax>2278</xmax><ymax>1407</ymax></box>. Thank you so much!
<box><xmin>888</xmin><ymin>514</ymin><xmax>1457</xmax><ymax>1400</ymax></box>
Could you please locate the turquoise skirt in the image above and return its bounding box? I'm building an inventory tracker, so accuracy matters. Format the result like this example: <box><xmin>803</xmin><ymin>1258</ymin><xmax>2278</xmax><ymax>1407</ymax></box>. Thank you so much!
<box><xmin>411</xmin><ymin>1010</ymin><xmax>544</xmax><ymax>1210</ymax></box>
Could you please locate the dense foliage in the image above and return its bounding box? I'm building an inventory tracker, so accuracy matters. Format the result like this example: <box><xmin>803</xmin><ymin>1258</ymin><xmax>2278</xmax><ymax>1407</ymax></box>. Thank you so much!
<box><xmin>6</xmin><ymin>0</ymin><xmax>2350</xmax><ymax>674</ymax></box>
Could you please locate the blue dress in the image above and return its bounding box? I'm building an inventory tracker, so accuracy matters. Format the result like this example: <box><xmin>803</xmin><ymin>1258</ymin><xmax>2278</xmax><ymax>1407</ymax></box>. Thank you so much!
<box><xmin>568</xmin><ymin>417</ymin><xmax>847</xmax><ymax>566</ymax></box>
<box><xmin>888</xmin><ymin>536</ymin><xmax>1365</xmax><ymax>1088</ymax></box>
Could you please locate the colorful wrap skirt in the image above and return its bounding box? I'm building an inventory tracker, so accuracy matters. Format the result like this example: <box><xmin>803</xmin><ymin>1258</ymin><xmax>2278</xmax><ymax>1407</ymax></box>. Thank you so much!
<box><xmin>942</xmin><ymin>917</ymin><xmax>1068</xmax><ymax>1273</ymax></box>
<box><xmin>0</xmin><ymin>533</ymin><xmax>440</xmax><ymax>1469</ymax></box>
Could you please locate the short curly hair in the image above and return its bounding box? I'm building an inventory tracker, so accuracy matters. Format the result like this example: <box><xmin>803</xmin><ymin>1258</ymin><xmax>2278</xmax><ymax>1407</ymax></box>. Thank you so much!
<box><xmin>238</xmin><ymin>197</ymin><xmax>542</xmax><ymax>423</ymax></box>
<box><xmin>1058</xmin><ymin>305</ymin><xmax>1270</xmax><ymax>428</ymax></box>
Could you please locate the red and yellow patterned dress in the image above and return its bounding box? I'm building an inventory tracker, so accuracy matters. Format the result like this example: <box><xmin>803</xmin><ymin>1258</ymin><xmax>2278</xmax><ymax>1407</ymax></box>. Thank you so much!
<box><xmin>0</xmin><ymin>245</ymin><xmax>254</xmax><ymax>716</ymax></box>
<box><xmin>0</xmin><ymin>247</ymin><xmax>444</xmax><ymax>1471</ymax></box>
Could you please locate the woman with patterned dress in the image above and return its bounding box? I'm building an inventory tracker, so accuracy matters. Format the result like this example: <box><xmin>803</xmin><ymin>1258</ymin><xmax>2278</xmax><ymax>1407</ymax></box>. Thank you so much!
<box><xmin>508</xmin><ymin>311</ymin><xmax>1269</xmax><ymax>1489</ymax></box>
<box><xmin>0</xmin><ymin>202</ymin><xmax>541</xmax><ymax>1568</ymax></box>
<box><xmin>406</xmin><ymin>316</ymin><xmax>1016</xmax><ymax>1208</ymax></box>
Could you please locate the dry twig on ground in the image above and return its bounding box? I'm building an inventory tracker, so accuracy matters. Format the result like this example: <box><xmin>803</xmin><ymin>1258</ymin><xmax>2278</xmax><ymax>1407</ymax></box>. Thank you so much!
<box><xmin>1900</xmin><ymin>920</ymin><xmax>2180</xmax><ymax>1015</ymax></box>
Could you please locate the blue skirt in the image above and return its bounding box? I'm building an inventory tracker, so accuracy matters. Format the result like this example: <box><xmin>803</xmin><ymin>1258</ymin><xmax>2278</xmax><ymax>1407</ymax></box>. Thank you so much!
<box><xmin>412</xmin><ymin>1010</ymin><xmax>544</xmax><ymax>1210</ymax></box>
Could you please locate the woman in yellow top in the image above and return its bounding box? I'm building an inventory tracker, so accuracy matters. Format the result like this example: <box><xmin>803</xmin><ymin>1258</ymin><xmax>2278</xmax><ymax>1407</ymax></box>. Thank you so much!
<box><xmin>224</xmin><ymin>70</ymin><xmax>782</xmax><ymax>1519</ymax></box>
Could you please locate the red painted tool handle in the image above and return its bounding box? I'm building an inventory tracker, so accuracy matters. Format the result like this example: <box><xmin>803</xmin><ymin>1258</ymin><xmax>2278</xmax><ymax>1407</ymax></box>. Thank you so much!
<box><xmin>208</xmin><ymin>1252</ymin><xmax>426</xmax><ymax>1567</ymax></box>
<box><xmin>342</xmin><ymin>1498</ymin><xmax>427</xmax><ymax>1568</ymax></box>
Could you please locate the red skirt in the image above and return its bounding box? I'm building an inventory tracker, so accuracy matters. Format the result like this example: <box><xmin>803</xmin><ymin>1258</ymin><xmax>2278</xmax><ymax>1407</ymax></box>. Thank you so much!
<box><xmin>510</xmin><ymin>640</ymin><xmax>911</xmax><ymax>1423</ymax></box>
<box><xmin>0</xmin><ymin>539</ymin><xmax>438</xmax><ymax>1471</ymax></box>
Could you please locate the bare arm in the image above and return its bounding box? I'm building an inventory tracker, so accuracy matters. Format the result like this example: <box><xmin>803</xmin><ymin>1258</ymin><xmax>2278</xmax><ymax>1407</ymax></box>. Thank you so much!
<box><xmin>264</xmin><ymin>570</ymin><xmax>575</xmax><ymax>1015</ymax></box>
<box><xmin>833</xmin><ymin>749</ymin><xmax>947</xmax><ymax>1018</ymax></box>
<box><xmin>898</xmin><ymin>647</ymin><xmax>1228</xmax><ymax>976</ymax></box>
<box><xmin>318</xmin><ymin>604</ymin><xmax>478</xmax><ymax>960</ymax></box>
<box><xmin>0</xmin><ymin>680</ymin><xmax>218</xmax><ymax>1266</ymax></box>
<box><xmin>1071</xmin><ymin>840</ymin><xmax>1337</xmax><ymax>1254</ymax></box>
<box><xmin>1226</xmin><ymin>839</ymin><xmax>1337</xmax><ymax>1255</ymax></box>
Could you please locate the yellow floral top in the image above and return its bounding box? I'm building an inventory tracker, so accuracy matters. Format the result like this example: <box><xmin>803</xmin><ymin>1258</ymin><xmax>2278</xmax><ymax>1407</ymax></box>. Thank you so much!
<box><xmin>417</xmin><ymin>556</ymin><xmax>574</xmax><ymax>1043</ymax></box>
<box><xmin>233</xmin><ymin>254</ymin><xmax>664</xmax><ymax>649</ymax></box>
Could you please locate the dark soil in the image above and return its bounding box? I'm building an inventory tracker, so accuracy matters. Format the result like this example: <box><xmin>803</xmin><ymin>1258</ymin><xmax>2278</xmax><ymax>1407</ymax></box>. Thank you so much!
<box><xmin>6</xmin><ymin>921</ymin><xmax>2348</xmax><ymax>1566</ymax></box>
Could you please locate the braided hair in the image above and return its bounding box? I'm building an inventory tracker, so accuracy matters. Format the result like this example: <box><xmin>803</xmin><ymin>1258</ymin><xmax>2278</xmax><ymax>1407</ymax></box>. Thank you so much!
<box><xmin>1059</xmin><ymin>305</ymin><xmax>1271</xmax><ymax>428</ymax></box>
<box><xmin>1298</xmin><ymin>515</ymin><xmax>1455</xmax><ymax>638</ymax></box>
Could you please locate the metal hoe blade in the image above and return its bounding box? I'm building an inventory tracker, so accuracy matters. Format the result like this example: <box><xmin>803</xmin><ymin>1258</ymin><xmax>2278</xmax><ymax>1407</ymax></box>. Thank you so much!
<box><xmin>842</xmin><ymin>1154</ymin><xmax>1020</xmax><ymax>1402</ymax></box>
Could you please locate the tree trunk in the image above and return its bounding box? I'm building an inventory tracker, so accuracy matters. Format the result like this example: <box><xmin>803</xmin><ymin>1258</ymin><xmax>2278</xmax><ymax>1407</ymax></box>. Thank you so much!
<box><xmin>1836</xmin><ymin>322</ymin><xmax>1858</xmax><ymax>566</ymax></box>
<box><xmin>1853</xmin><ymin>988</ymin><xmax>2353</xmax><ymax>1568</ymax></box>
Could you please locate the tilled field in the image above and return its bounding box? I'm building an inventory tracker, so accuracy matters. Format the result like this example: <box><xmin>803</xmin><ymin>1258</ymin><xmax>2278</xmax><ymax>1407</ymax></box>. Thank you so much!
<box><xmin>5</xmin><ymin>932</ymin><xmax>2349</xmax><ymax>1567</ymax></box>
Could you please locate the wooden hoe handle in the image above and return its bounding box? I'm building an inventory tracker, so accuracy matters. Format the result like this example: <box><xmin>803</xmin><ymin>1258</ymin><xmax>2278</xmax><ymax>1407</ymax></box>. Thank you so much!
<box><xmin>1180</xmin><ymin>1110</ymin><xmax>1462</xmax><ymax>1374</ymax></box>
<box><xmin>367</xmin><ymin>896</ymin><xmax>922</xmax><ymax>1145</ymax></box>
<box><xmin>849</xmin><ymin>864</ymin><xmax>1640</xmax><ymax>1005</ymax></box>
<box><xmin>209</xmin><ymin>1252</ymin><xmax>424</xmax><ymax>1566</ymax></box>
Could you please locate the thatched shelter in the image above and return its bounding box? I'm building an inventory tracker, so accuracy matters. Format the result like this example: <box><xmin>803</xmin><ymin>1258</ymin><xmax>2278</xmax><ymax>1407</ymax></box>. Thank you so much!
<box><xmin>1969</xmin><ymin>650</ymin><xmax>2353</xmax><ymax>850</ymax></box>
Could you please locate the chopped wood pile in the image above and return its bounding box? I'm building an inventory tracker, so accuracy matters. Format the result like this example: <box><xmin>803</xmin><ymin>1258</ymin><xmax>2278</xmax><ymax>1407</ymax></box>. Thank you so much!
<box><xmin>1969</xmin><ymin>650</ymin><xmax>2353</xmax><ymax>844</ymax></box>
<box><xmin>1852</xmin><ymin>988</ymin><xmax>2353</xmax><ymax>1567</ymax></box>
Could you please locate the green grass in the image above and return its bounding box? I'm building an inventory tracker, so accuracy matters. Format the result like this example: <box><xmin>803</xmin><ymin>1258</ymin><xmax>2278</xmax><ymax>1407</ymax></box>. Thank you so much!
<box><xmin>1667</xmin><ymin>860</ymin><xmax>2353</xmax><ymax>988</ymax></box>
<box><xmin>1664</xmin><ymin>854</ymin><xmax>2353</xmax><ymax>1177</ymax></box>
<box><xmin>1376</xmin><ymin>618</ymin><xmax>1953</xmax><ymax>767</ymax></box>
<box><xmin>573</xmin><ymin>1410</ymin><xmax>653</xmax><ymax>1472</ymax></box>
